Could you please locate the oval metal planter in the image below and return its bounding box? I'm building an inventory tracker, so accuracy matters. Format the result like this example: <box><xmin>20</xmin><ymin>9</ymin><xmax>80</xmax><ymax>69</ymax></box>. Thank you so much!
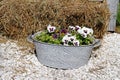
<box><xmin>28</xmin><ymin>32</ymin><xmax>101</xmax><ymax>69</ymax></box>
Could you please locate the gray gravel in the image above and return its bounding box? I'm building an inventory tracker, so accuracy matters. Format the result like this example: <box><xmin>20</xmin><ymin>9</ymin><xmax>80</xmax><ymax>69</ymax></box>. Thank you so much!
<box><xmin>0</xmin><ymin>33</ymin><xmax>120</xmax><ymax>80</ymax></box>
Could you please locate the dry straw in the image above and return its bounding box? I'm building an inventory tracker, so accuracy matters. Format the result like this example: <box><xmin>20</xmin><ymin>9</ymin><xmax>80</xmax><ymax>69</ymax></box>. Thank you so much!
<box><xmin>0</xmin><ymin>0</ymin><xmax>110</xmax><ymax>40</ymax></box>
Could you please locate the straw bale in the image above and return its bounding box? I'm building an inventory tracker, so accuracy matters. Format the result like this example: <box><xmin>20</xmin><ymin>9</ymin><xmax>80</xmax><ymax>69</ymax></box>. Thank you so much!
<box><xmin>0</xmin><ymin>0</ymin><xmax>110</xmax><ymax>39</ymax></box>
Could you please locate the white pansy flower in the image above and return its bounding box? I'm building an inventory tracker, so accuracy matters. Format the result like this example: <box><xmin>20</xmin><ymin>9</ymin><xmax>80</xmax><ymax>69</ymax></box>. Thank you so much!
<box><xmin>62</xmin><ymin>36</ymin><xmax>69</xmax><ymax>46</ymax></box>
<box><xmin>77</xmin><ymin>29</ymin><xmax>87</xmax><ymax>38</ymax></box>
<box><xmin>47</xmin><ymin>24</ymin><xmax>56</xmax><ymax>33</ymax></box>
<box><xmin>77</xmin><ymin>27</ymin><xmax>93</xmax><ymax>38</ymax></box>
<box><xmin>82</xmin><ymin>27</ymin><xmax>93</xmax><ymax>35</ymax></box>
<box><xmin>62</xmin><ymin>33</ymin><xmax>75</xmax><ymax>46</ymax></box>
<box><xmin>73</xmin><ymin>40</ymin><xmax>80</xmax><ymax>46</ymax></box>
<box><xmin>69</xmin><ymin>26</ymin><xmax>75</xmax><ymax>30</ymax></box>
<box><xmin>62</xmin><ymin>35</ymin><xmax>69</xmax><ymax>43</ymax></box>
<box><xmin>82</xmin><ymin>27</ymin><xmax>89</xmax><ymax>34</ymax></box>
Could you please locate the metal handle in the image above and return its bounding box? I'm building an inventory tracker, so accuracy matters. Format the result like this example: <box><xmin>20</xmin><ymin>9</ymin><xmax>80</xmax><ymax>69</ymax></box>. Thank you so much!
<box><xmin>27</xmin><ymin>31</ymin><xmax>42</xmax><ymax>43</ymax></box>
<box><xmin>27</xmin><ymin>34</ymin><xmax>34</xmax><ymax>43</ymax></box>
<box><xmin>93</xmin><ymin>39</ymin><xmax>101</xmax><ymax>48</ymax></box>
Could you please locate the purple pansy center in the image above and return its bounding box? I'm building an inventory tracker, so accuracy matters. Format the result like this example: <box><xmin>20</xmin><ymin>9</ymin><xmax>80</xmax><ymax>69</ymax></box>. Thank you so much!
<box><xmin>65</xmin><ymin>40</ymin><xmax>68</xmax><ymax>44</ymax></box>
<box><xmin>70</xmin><ymin>28</ymin><xmax>74</xmax><ymax>30</ymax></box>
<box><xmin>49</xmin><ymin>28</ymin><xmax>54</xmax><ymax>32</ymax></box>
<box><xmin>70</xmin><ymin>38</ymin><xmax>74</xmax><ymax>41</ymax></box>
<box><xmin>81</xmin><ymin>34</ymin><xmax>86</xmax><ymax>38</ymax></box>
<box><xmin>74</xmin><ymin>42</ymin><xmax>78</xmax><ymax>46</ymax></box>
<box><xmin>75</xmin><ymin>27</ymin><xmax>79</xmax><ymax>31</ymax></box>
<box><xmin>84</xmin><ymin>30</ymin><xmax>87</xmax><ymax>33</ymax></box>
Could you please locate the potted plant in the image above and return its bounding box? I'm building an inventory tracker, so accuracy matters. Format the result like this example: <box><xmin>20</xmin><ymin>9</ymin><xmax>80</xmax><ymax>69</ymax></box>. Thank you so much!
<box><xmin>29</xmin><ymin>25</ymin><xmax>100</xmax><ymax>69</ymax></box>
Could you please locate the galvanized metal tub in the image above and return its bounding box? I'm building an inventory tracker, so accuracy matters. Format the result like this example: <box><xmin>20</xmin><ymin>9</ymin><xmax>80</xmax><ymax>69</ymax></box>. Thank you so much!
<box><xmin>28</xmin><ymin>32</ymin><xmax>101</xmax><ymax>69</ymax></box>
